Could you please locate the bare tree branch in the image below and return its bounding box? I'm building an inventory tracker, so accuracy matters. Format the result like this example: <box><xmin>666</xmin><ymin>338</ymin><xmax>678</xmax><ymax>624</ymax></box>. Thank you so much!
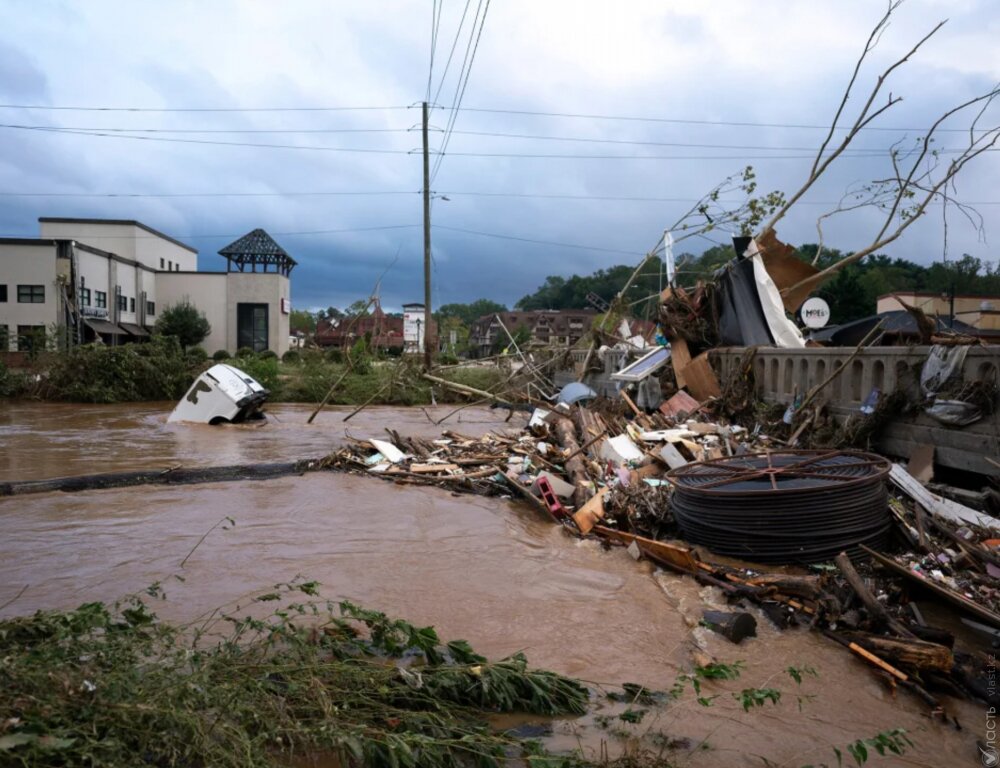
<box><xmin>760</xmin><ymin>3</ymin><xmax>947</xmax><ymax>238</ymax></box>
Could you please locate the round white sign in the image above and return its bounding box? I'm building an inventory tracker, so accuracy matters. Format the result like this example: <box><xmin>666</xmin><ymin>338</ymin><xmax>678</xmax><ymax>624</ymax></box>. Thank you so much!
<box><xmin>800</xmin><ymin>297</ymin><xmax>831</xmax><ymax>329</ymax></box>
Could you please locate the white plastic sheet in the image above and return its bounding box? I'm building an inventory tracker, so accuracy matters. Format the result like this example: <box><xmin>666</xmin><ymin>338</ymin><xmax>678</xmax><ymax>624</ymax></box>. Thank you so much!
<box><xmin>746</xmin><ymin>241</ymin><xmax>805</xmax><ymax>349</ymax></box>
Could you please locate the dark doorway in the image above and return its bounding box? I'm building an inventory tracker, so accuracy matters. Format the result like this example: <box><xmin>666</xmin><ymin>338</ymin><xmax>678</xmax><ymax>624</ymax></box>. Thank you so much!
<box><xmin>237</xmin><ymin>303</ymin><xmax>269</xmax><ymax>352</ymax></box>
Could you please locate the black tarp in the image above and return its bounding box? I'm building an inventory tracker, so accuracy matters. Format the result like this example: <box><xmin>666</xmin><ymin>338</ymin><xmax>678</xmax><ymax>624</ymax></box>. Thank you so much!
<box><xmin>716</xmin><ymin>258</ymin><xmax>774</xmax><ymax>346</ymax></box>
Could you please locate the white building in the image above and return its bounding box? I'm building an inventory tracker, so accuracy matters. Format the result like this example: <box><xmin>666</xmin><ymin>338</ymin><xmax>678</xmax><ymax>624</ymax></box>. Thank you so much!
<box><xmin>402</xmin><ymin>302</ymin><xmax>425</xmax><ymax>354</ymax></box>
<box><xmin>0</xmin><ymin>218</ymin><xmax>293</xmax><ymax>357</ymax></box>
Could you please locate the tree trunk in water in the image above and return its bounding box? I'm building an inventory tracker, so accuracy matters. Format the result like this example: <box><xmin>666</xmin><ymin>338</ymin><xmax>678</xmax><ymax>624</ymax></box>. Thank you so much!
<box><xmin>553</xmin><ymin>416</ymin><xmax>592</xmax><ymax>509</ymax></box>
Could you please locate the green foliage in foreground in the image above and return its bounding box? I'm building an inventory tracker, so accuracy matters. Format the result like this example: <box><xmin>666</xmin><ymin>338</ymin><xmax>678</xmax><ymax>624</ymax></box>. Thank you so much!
<box><xmin>0</xmin><ymin>581</ymin><xmax>588</xmax><ymax>768</ymax></box>
<box><xmin>0</xmin><ymin>579</ymin><xmax>917</xmax><ymax>768</ymax></box>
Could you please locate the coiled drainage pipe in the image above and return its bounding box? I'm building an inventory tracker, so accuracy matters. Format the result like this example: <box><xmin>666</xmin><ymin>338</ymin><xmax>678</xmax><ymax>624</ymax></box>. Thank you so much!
<box><xmin>667</xmin><ymin>450</ymin><xmax>891</xmax><ymax>564</ymax></box>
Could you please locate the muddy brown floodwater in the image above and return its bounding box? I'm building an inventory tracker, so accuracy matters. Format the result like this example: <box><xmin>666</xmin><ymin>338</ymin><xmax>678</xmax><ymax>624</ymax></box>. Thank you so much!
<box><xmin>0</xmin><ymin>402</ymin><xmax>986</xmax><ymax>766</ymax></box>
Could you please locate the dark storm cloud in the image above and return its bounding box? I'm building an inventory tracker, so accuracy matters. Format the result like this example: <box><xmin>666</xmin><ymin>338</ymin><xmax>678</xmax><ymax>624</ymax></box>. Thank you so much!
<box><xmin>0</xmin><ymin>1</ymin><xmax>996</xmax><ymax>311</ymax></box>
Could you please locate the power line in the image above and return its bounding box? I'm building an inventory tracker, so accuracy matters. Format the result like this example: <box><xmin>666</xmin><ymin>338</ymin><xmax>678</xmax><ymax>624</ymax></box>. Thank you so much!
<box><xmin>0</xmin><ymin>190</ymin><xmax>417</xmax><ymax>198</ymax></box>
<box><xmin>430</xmin><ymin>0</ymin><xmax>491</xmax><ymax>183</ymax></box>
<box><xmin>0</xmin><ymin>124</ymin><xmax>420</xmax><ymax>154</ymax></box>
<box><xmin>457</xmin><ymin>107</ymin><xmax>981</xmax><ymax>133</ymax></box>
<box><xmin>0</xmin><ymin>101</ymin><xmax>981</xmax><ymax>133</ymax></box>
<box><xmin>448</xmin><ymin>129</ymin><xmax>920</xmax><ymax>152</ymax></box>
<box><xmin>0</xmin><ymin>104</ymin><xmax>407</xmax><ymax>113</ymax></box>
<box><xmin>0</xmin><ymin>224</ymin><xmax>420</xmax><ymax>241</ymax></box>
<box><xmin>5</xmin><ymin>188</ymin><xmax>1000</xmax><ymax>205</ymax></box>
<box><xmin>432</xmin><ymin>0</ymin><xmax>474</xmax><ymax>106</ymax></box>
<box><xmin>433</xmin><ymin>224</ymin><xmax>643</xmax><ymax>256</ymax></box>
<box><xmin>0</xmin><ymin>125</ymin><xmax>413</xmax><ymax>134</ymax></box>
<box><xmin>427</xmin><ymin>0</ymin><xmax>445</xmax><ymax>102</ymax></box>
<box><xmin>9</xmin><ymin>123</ymin><xmax>1000</xmax><ymax>160</ymax></box>
<box><xmin>8</xmin><ymin>123</ymin><xmax>987</xmax><ymax>160</ymax></box>
<box><xmin>0</xmin><ymin>122</ymin><xmax>980</xmax><ymax>155</ymax></box>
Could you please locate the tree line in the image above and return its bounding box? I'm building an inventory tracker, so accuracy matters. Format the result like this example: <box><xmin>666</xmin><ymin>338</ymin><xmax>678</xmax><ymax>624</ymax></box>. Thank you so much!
<box><xmin>289</xmin><ymin>246</ymin><xmax>1000</xmax><ymax>336</ymax></box>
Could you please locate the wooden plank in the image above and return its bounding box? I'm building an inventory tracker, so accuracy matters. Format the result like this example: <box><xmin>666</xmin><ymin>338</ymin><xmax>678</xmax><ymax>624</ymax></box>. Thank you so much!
<box><xmin>572</xmin><ymin>487</ymin><xmax>610</xmax><ymax>535</ymax></box>
<box><xmin>863</xmin><ymin>545</ymin><xmax>1000</xmax><ymax>629</ymax></box>
<box><xmin>668</xmin><ymin>336</ymin><xmax>692</xmax><ymax>389</ymax></box>
<box><xmin>407</xmin><ymin>463</ymin><xmax>460</xmax><ymax>474</ymax></box>
<box><xmin>848</xmin><ymin>642</ymin><xmax>909</xmax><ymax>682</ymax></box>
<box><xmin>593</xmin><ymin>526</ymin><xmax>700</xmax><ymax>574</ymax></box>
<box><xmin>679</xmin><ymin>352</ymin><xmax>721</xmax><ymax>400</ymax></box>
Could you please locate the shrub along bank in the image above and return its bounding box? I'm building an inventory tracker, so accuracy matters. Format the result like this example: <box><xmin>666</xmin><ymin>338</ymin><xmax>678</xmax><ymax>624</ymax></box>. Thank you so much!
<box><xmin>0</xmin><ymin>342</ymin><xmax>505</xmax><ymax>405</ymax></box>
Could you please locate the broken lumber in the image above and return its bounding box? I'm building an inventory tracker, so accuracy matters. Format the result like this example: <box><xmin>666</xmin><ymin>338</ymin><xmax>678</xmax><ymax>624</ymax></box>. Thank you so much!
<box><xmin>845</xmin><ymin>632</ymin><xmax>954</xmax><ymax>674</ymax></box>
<box><xmin>834</xmin><ymin>552</ymin><xmax>916</xmax><ymax>638</ymax></box>
<box><xmin>553</xmin><ymin>416</ymin><xmax>592</xmax><ymax>509</ymax></box>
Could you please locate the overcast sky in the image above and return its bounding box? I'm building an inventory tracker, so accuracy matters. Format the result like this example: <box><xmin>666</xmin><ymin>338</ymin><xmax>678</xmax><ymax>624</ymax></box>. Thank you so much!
<box><xmin>1</xmin><ymin>0</ymin><xmax>998</xmax><ymax>311</ymax></box>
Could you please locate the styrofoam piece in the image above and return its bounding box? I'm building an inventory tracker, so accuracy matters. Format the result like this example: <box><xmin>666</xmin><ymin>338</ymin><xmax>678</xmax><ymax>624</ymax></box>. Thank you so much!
<box><xmin>658</xmin><ymin>442</ymin><xmax>688</xmax><ymax>469</ymax></box>
<box><xmin>600</xmin><ymin>434</ymin><xmax>644</xmax><ymax>466</ymax></box>
<box><xmin>529</xmin><ymin>408</ymin><xmax>552</xmax><ymax>428</ymax></box>
<box><xmin>639</xmin><ymin>429</ymin><xmax>697</xmax><ymax>442</ymax></box>
<box><xmin>369</xmin><ymin>439</ymin><xmax>405</xmax><ymax>464</ymax></box>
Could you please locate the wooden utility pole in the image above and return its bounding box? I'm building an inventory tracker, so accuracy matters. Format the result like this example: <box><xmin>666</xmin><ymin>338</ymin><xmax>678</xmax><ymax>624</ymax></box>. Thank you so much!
<box><xmin>422</xmin><ymin>101</ymin><xmax>433</xmax><ymax>369</ymax></box>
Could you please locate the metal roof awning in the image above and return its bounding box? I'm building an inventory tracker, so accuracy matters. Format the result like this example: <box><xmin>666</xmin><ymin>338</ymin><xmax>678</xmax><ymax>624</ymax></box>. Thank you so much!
<box><xmin>85</xmin><ymin>318</ymin><xmax>127</xmax><ymax>336</ymax></box>
<box><xmin>119</xmin><ymin>322</ymin><xmax>150</xmax><ymax>337</ymax></box>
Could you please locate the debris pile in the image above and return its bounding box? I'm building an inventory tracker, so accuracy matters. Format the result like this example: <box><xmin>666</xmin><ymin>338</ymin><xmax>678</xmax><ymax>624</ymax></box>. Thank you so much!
<box><xmin>326</xmin><ymin>389</ymin><xmax>1000</xmax><ymax>714</ymax></box>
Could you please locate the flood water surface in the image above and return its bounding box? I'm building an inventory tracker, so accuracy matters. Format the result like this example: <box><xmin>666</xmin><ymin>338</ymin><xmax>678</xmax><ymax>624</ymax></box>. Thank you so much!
<box><xmin>0</xmin><ymin>402</ymin><xmax>985</xmax><ymax>766</ymax></box>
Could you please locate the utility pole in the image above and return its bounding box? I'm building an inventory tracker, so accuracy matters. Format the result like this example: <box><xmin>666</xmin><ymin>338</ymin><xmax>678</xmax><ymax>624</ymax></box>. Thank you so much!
<box><xmin>422</xmin><ymin>101</ymin><xmax>433</xmax><ymax>370</ymax></box>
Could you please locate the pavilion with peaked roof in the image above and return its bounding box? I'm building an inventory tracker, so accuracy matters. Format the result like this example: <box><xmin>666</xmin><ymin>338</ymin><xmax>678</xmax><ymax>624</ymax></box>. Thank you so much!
<box><xmin>219</xmin><ymin>228</ymin><xmax>297</xmax><ymax>276</ymax></box>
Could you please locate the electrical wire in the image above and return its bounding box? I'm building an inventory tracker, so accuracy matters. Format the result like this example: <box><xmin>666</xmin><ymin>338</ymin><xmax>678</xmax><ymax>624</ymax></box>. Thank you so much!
<box><xmin>7</xmin><ymin>123</ymin><xmax>984</xmax><ymax>160</ymax></box>
<box><xmin>432</xmin><ymin>0</ymin><xmax>474</xmax><ymax>106</ymax></box>
<box><xmin>4</xmin><ymin>188</ymin><xmax>998</xmax><ymax>205</ymax></box>
<box><xmin>457</xmin><ymin>107</ymin><xmax>980</xmax><ymax>133</ymax></box>
<box><xmin>0</xmin><ymin>124</ymin><xmax>419</xmax><ymax>154</ymax></box>
<box><xmin>0</xmin><ymin>224</ymin><xmax>420</xmax><ymax>241</ymax></box>
<box><xmin>433</xmin><ymin>224</ymin><xmax>643</xmax><ymax>255</ymax></box>
<box><xmin>430</xmin><ymin>0</ymin><xmax>491</xmax><ymax>183</ymax></box>
<box><xmin>0</xmin><ymin>104</ymin><xmax>407</xmax><ymax>113</ymax></box>
<box><xmin>0</xmin><ymin>101</ymin><xmax>980</xmax><ymax>134</ymax></box>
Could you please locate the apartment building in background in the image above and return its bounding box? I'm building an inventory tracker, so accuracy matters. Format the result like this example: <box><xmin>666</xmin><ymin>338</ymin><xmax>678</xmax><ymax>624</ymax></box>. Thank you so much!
<box><xmin>0</xmin><ymin>218</ymin><xmax>293</xmax><ymax>357</ymax></box>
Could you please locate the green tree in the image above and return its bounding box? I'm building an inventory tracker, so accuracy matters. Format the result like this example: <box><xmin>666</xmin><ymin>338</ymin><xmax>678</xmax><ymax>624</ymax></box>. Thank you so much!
<box><xmin>155</xmin><ymin>301</ymin><xmax>211</xmax><ymax>349</ymax></box>
<box><xmin>515</xmin><ymin>257</ymin><xmax>668</xmax><ymax>319</ymax></box>
<box><xmin>289</xmin><ymin>309</ymin><xmax>317</xmax><ymax>334</ymax></box>
<box><xmin>436</xmin><ymin>298</ymin><xmax>508</xmax><ymax>326</ymax></box>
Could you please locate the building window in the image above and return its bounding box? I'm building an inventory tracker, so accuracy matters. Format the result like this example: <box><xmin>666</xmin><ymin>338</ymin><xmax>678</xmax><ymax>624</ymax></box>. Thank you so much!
<box><xmin>95</xmin><ymin>291</ymin><xmax>107</xmax><ymax>309</ymax></box>
<box><xmin>0</xmin><ymin>285</ymin><xmax>7</xmax><ymax>302</ymax></box>
<box><xmin>174</xmin><ymin>264</ymin><xmax>180</xmax><ymax>271</ymax></box>
<box><xmin>17</xmin><ymin>285</ymin><xmax>45</xmax><ymax>303</ymax></box>
<box><xmin>117</xmin><ymin>294</ymin><xmax>128</xmax><ymax>312</ymax></box>
<box><xmin>79</xmin><ymin>288</ymin><xmax>91</xmax><ymax>306</ymax></box>
<box><xmin>17</xmin><ymin>325</ymin><xmax>45</xmax><ymax>352</ymax></box>
<box><xmin>129</xmin><ymin>297</ymin><xmax>135</xmax><ymax>313</ymax></box>
<box><xmin>146</xmin><ymin>301</ymin><xmax>156</xmax><ymax>316</ymax></box>
<box><xmin>160</xmin><ymin>258</ymin><xmax>165</xmax><ymax>269</ymax></box>
<box><xmin>0</xmin><ymin>325</ymin><xmax>8</xmax><ymax>351</ymax></box>
<box><xmin>168</xmin><ymin>260</ymin><xmax>173</xmax><ymax>270</ymax></box>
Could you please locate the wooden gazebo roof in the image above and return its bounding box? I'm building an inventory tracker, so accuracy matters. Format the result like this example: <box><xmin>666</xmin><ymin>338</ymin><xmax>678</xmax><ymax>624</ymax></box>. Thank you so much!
<box><xmin>219</xmin><ymin>228</ymin><xmax>296</xmax><ymax>276</ymax></box>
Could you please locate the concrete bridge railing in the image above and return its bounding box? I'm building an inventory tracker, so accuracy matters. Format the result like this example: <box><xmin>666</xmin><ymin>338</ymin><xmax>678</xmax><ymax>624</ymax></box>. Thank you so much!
<box><xmin>713</xmin><ymin>345</ymin><xmax>1000</xmax><ymax>406</ymax></box>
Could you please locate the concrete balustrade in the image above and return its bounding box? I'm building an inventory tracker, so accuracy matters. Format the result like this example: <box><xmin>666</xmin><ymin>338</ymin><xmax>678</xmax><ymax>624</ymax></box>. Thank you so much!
<box><xmin>714</xmin><ymin>345</ymin><xmax>999</xmax><ymax>405</ymax></box>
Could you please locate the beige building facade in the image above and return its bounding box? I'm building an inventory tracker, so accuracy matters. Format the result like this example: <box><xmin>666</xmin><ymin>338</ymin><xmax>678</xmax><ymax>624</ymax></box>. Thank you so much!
<box><xmin>877</xmin><ymin>292</ymin><xmax>1000</xmax><ymax>331</ymax></box>
<box><xmin>0</xmin><ymin>218</ymin><xmax>292</xmax><ymax>356</ymax></box>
